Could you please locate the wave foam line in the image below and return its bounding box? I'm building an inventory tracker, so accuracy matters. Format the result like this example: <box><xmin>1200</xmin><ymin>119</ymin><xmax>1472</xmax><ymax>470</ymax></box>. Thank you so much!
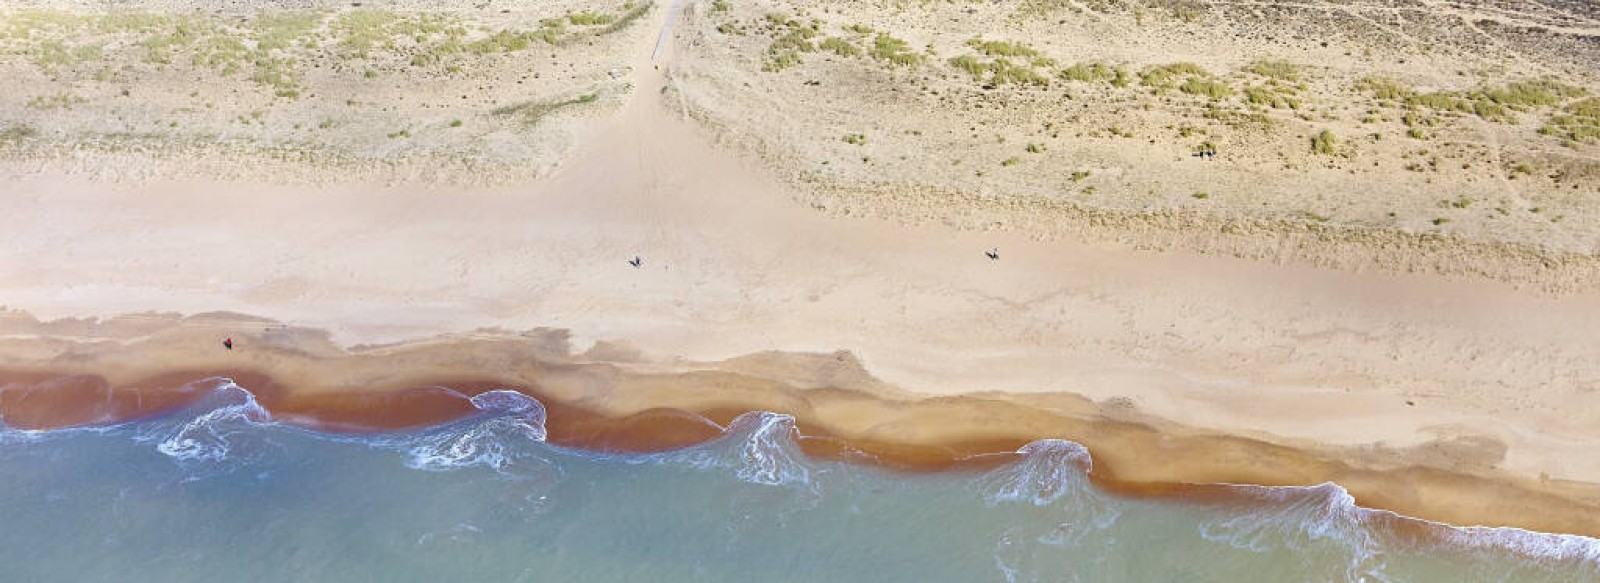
<box><xmin>4</xmin><ymin>373</ymin><xmax>1600</xmax><ymax>568</ymax></box>
<box><xmin>636</xmin><ymin>411</ymin><xmax>817</xmax><ymax>491</ymax></box>
<box><xmin>151</xmin><ymin>381</ymin><xmax>272</xmax><ymax>463</ymax></box>
<box><xmin>1184</xmin><ymin>479</ymin><xmax>1600</xmax><ymax>574</ymax></box>
<box><xmin>401</xmin><ymin>389</ymin><xmax>550</xmax><ymax>473</ymax></box>
<box><xmin>983</xmin><ymin>438</ymin><xmax>1600</xmax><ymax>573</ymax></box>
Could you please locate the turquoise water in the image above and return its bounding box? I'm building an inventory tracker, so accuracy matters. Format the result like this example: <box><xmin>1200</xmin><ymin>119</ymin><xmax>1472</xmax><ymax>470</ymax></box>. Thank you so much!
<box><xmin>1</xmin><ymin>382</ymin><xmax>1596</xmax><ymax>582</ymax></box>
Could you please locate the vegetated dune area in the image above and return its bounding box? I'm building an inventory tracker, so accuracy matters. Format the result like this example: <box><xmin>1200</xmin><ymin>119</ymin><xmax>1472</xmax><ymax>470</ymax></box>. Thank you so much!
<box><xmin>5</xmin><ymin>0</ymin><xmax>1600</xmax><ymax>538</ymax></box>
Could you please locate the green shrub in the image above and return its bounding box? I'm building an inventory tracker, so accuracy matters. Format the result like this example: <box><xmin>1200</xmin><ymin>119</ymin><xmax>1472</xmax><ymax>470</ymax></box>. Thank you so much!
<box><xmin>950</xmin><ymin>55</ymin><xmax>986</xmax><ymax>78</ymax></box>
<box><xmin>762</xmin><ymin>51</ymin><xmax>802</xmax><ymax>71</ymax></box>
<box><xmin>967</xmin><ymin>38</ymin><xmax>1038</xmax><ymax>58</ymax></box>
<box><xmin>1246</xmin><ymin>60</ymin><xmax>1299</xmax><ymax>81</ymax></box>
<box><xmin>1356</xmin><ymin>77</ymin><xmax>1412</xmax><ymax>101</ymax></box>
<box><xmin>1110</xmin><ymin>66</ymin><xmax>1131</xmax><ymax>88</ymax></box>
<box><xmin>1478</xmin><ymin>79</ymin><xmax>1584</xmax><ymax>108</ymax></box>
<box><xmin>1179</xmin><ymin>77</ymin><xmax>1231</xmax><ymax>99</ymax></box>
<box><xmin>28</xmin><ymin>39</ymin><xmax>103</xmax><ymax>70</ymax></box>
<box><xmin>254</xmin><ymin>12</ymin><xmax>320</xmax><ymax>52</ymax></box>
<box><xmin>770</xmin><ymin>29</ymin><xmax>816</xmax><ymax>53</ymax></box>
<box><xmin>1243</xmin><ymin>86</ymin><xmax>1299</xmax><ymax>109</ymax></box>
<box><xmin>1311</xmin><ymin>129</ymin><xmax>1338</xmax><ymax>155</ymax></box>
<box><xmin>567</xmin><ymin>11</ymin><xmax>616</xmax><ymax>26</ymax></box>
<box><xmin>870</xmin><ymin>33</ymin><xmax>920</xmax><ymax>66</ymax></box>
<box><xmin>819</xmin><ymin>37</ymin><xmax>860</xmax><ymax>57</ymax></box>
<box><xmin>468</xmin><ymin>29</ymin><xmax>537</xmax><ymax>54</ymax></box>
<box><xmin>492</xmin><ymin>92</ymin><xmax>599</xmax><ymax>126</ymax></box>
<box><xmin>1541</xmin><ymin>97</ymin><xmax>1600</xmax><ymax>142</ymax></box>
<box><xmin>990</xmin><ymin>59</ymin><xmax>1049</xmax><ymax>86</ymax></box>
<box><xmin>1060</xmin><ymin>62</ymin><xmax>1114</xmax><ymax>83</ymax></box>
<box><xmin>1141</xmin><ymin>62</ymin><xmax>1209</xmax><ymax>89</ymax></box>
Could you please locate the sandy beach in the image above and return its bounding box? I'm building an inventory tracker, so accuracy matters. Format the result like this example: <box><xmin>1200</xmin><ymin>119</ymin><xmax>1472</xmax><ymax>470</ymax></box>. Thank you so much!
<box><xmin>4</xmin><ymin>0</ymin><xmax>1600</xmax><ymax>542</ymax></box>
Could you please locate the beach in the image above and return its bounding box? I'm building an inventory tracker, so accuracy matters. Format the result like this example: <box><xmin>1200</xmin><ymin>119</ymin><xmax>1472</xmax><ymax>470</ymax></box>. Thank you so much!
<box><xmin>3</xmin><ymin>0</ymin><xmax>1600</xmax><ymax>570</ymax></box>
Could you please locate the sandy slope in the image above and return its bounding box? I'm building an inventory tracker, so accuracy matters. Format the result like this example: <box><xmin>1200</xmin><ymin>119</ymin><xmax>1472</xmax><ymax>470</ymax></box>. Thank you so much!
<box><xmin>666</xmin><ymin>0</ymin><xmax>1600</xmax><ymax>290</ymax></box>
<box><xmin>3</xmin><ymin>0</ymin><xmax>1600</xmax><ymax>536</ymax></box>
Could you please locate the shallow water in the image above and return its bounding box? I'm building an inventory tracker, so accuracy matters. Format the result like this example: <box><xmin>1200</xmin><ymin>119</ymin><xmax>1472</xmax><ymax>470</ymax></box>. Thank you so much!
<box><xmin>1</xmin><ymin>383</ymin><xmax>1596</xmax><ymax>582</ymax></box>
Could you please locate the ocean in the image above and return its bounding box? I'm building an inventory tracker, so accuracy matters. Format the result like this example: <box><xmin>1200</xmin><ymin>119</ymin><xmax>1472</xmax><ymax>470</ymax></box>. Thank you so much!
<box><xmin>0</xmin><ymin>381</ymin><xmax>1595</xmax><ymax>582</ymax></box>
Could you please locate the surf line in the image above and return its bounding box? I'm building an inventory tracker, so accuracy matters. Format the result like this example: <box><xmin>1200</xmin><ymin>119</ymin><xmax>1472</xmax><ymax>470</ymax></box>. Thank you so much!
<box><xmin>652</xmin><ymin>0</ymin><xmax>684</xmax><ymax>62</ymax></box>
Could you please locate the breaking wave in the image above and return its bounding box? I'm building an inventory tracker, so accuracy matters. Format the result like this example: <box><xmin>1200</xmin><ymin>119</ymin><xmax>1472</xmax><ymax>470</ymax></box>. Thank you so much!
<box><xmin>395</xmin><ymin>389</ymin><xmax>550</xmax><ymax>476</ymax></box>
<box><xmin>646</xmin><ymin>411</ymin><xmax>816</xmax><ymax>491</ymax></box>
<box><xmin>985</xmin><ymin>440</ymin><xmax>1123</xmax><ymax>581</ymax></box>
<box><xmin>146</xmin><ymin>381</ymin><xmax>272</xmax><ymax>463</ymax></box>
<box><xmin>983</xmin><ymin>440</ymin><xmax>1091</xmax><ymax>503</ymax></box>
<box><xmin>1389</xmin><ymin>511</ymin><xmax>1600</xmax><ymax>581</ymax></box>
<box><xmin>1192</xmin><ymin>480</ymin><xmax>1600</xmax><ymax>581</ymax></box>
<box><xmin>1439</xmin><ymin>524</ymin><xmax>1600</xmax><ymax>569</ymax></box>
<box><xmin>982</xmin><ymin>439</ymin><xmax>1121</xmax><ymax>533</ymax></box>
<box><xmin>72</xmin><ymin>378</ymin><xmax>284</xmax><ymax>480</ymax></box>
<box><xmin>0</xmin><ymin>415</ymin><xmax>31</xmax><ymax>446</ymax></box>
<box><xmin>3</xmin><ymin>376</ymin><xmax>1599</xmax><ymax>581</ymax></box>
<box><xmin>1198</xmin><ymin>482</ymin><xmax>1386</xmax><ymax>581</ymax></box>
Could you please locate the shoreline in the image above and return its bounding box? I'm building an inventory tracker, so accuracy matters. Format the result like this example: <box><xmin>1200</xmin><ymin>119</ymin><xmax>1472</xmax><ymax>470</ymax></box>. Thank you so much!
<box><xmin>3</xmin><ymin>315</ymin><xmax>1600</xmax><ymax>540</ymax></box>
<box><xmin>5</xmin><ymin>0</ymin><xmax>1600</xmax><ymax>553</ymax></box>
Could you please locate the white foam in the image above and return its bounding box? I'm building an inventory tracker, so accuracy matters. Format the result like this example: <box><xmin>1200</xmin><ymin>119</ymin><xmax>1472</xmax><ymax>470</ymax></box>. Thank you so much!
<box><xmin>151</xmin><ymin>381</ymin><xmax>272</xmax><ymax>463</ymax></box>
<box><xmin>983</xmin><ymin>439</ymin><xmax>1094</xmax><ymax>506</ymax></box>
<box><xmin>0</xmin><ymin>424</ymin><xmax>32</xmax><ymax>446</ymax></box>
<box><xmin>1436</xmin><ymin>525</ymin><xmax>1600</xmax><ymax>568</ymax></box>
<box><xmin>729</xmin><ymin>412</ymin><xmax>811</xmax><ymax>487</ymax></box>
<box><xmin>1203</xmin><ymin>481</ymin><xmax>1600</xmax><ymax>577</ymax></box>
<box><xmin>1197</xmin><ymin>482</ymin><xmax>1388</xmax><ymax>581</ymax></box>
<box><xmin>0</xmin><ymin>409</ymin><xmax>29</xmax><ymax>445</ymax></box>
<box><xmin>403</xmin><ymin>390</ymin><xmax>550</xmax><ymax>475</ymax></box>
<box><xmin>982</xmin><ymin>439</ymin><xmax>1121</xmax><ymax>537</ymax></box>
<box><xmin>646</xmin><ymin>411</ymin><xmax>817</xmax><ymax>491</ymax></box>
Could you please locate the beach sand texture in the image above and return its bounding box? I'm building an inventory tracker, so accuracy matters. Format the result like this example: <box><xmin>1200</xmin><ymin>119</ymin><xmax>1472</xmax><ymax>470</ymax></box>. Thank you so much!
<box><xmin>4</xmin><ymin>0</ymin><xmax>1600</xmax><ymax>540</ymax></box>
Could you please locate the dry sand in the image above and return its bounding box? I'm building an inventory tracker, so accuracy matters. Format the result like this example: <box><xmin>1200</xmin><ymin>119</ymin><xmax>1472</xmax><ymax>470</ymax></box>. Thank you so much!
<box><xmin>3</xmin><ymin>0</ymin><xmax>1600</xmax><ymax>538</ymax></box>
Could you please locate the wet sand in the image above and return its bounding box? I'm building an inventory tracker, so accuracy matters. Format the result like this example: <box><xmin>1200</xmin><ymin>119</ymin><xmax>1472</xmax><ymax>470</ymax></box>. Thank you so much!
<box><xmin>2</xmin><ymin>316</ymin><xmax>1600</xmax><ymax>540</ymax></box>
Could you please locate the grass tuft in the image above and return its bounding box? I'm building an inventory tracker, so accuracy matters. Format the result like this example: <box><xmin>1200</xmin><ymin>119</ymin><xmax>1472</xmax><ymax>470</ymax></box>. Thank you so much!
<box><xmin>492</xmin><ymin>92</ymin><xmax>599</xmax><ymax>126</ymax></box>
<box><xmin>1060</xmin><ymin>62</ymin><xmax>1115</xmax><ymax>83</ymax></box>
<box><xmin>1245</xmin><ymin>60</ymin><xmax>1299</xmax><ymax>81</ymax></box>
<box><xmin>819</xmin><ymin>37</ymin><xmax>860</xmax><ymax>57</ymax></box>
<box><xmin>869</xmin><ymin>33</ymin><xmax>921</xmax><ymax>66</ymax></box>
<box><xmin>966</xmin><ymin>38</ymin><xmax>1037</xmax><ymax>58</ymax></box>
<box><xmin>1179</xmin><ymin>77</ymin><xmax>1231</xmax><ymax>100</ymax></box>
<box><xmin>1311</xmin><ymin>129</ymin><xmax>1338</xmax><ymax>155</ymax></box>
<box><xmin>1140</xmin><ymin>62</ymin><xmax>1209</xmax><ymax>91</ymax></box>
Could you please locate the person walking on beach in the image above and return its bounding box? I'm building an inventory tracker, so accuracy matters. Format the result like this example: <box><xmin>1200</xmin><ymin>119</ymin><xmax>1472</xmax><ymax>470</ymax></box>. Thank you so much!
<box><xmin>223</xmin><ymin>337</ymin><xmax>234</xmax><ymax>350</ymax></box>
<box><xmin>629</xmin><ymin>256</ymin><xmax>643</xmax><ymax>268</ymax></box>
<box><xmin>985</xmin><ymin>248</ymin><xmax>1000</xmax><ymax>261</ymax></box>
